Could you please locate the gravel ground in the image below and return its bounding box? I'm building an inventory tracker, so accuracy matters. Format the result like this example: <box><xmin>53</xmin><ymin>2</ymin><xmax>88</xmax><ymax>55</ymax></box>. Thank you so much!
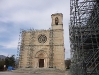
<box><xmin>0</xmin><ymin>71</ymin><xmax>66</xmax><ymax>75</ymax></box>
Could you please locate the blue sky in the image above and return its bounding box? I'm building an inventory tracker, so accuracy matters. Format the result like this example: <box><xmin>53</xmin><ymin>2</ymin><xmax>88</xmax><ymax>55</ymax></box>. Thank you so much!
<box><xmin>0</xmin><ymin>0</ymin><xmax>70</xmax><ymax>59</ymax></box>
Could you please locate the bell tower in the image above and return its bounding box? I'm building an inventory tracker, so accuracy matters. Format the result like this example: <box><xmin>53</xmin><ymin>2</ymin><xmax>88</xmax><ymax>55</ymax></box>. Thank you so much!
<box><xmin>50</xmin><ymin>13</ymin><xmax>65</xmax><ymax>70</ymax></box>
<box><xmin>51</xmin><ymin>13</ymin><xmax>63</xmax><ymax>30</ymax></box>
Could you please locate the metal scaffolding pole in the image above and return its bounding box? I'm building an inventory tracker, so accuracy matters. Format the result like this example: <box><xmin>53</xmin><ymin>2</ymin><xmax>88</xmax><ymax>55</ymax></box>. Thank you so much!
<box><xmin>49</xmin><ymin>29</ymin><xmax>54</xmax><ymax>68</ymax></box>
<box><xmin>70</xmin><ymin>0</ymin><xmax>99</xmax><ymax>75</ymax></box>
<box><xmin>18</xmin><ymin>29</ymin><xmax>26</xmax><ymax>68</ymax></box>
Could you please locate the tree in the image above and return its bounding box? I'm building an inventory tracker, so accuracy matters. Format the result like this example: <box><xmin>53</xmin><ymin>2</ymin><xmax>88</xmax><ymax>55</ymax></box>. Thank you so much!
<box><xmin>5</xmin><ymin>55</ymin><xmax>15</xmax><ymax>68</ymax></box>
<box><xmin>0</xmin><ymin>59</ymin><xmax>5</xmax><ymax>71</ymax></box>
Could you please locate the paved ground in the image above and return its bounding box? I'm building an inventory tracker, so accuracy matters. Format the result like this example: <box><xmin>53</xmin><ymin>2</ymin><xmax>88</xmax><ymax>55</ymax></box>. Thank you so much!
<box><xmin>0</xmin><ymin>71</ymin><xmax>66</xmax><ymax>75</ymax></box>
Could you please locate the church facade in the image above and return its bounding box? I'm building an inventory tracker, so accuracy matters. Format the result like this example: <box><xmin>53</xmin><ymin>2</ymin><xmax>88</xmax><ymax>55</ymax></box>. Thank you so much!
<box><xmin>19</xmin><ymin>13</ymin><xmax>65</xmax><ymax>70</ymax></box>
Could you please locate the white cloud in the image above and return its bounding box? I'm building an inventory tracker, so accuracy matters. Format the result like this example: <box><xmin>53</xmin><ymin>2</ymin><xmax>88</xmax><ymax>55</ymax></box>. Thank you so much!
<box><xmin>0</xmin><ymin>51</ymin><xmax>8</xmax><ymax>56</ymax></box>
<box><xmin>0</xmin><ymin>35</ymin><xmax>19</xmax><ymax>49</ymax></box>
<box><xmin>0</xmin><ymin>28</ymin><xmax>6</xmax><ymax>33</ymax></box>
<box><xmin>4</xmin><ymin>40</ymin><xmax>18</xmax><ymax>49</ymax></box>
<box><xmin>0</xmin><ymin>0</ymin><xmax>70</xmax><ymax>59</ymax></box>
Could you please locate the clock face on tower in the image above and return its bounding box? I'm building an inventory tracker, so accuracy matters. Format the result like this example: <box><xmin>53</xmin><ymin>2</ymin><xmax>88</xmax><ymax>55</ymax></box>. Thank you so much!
<box><xmin>38</xmin><ymin>34</ymin><xmax>47</xmax><ymax>43</ymax></box>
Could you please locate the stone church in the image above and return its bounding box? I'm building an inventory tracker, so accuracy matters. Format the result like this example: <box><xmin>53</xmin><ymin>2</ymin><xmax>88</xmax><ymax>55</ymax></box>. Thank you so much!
<box><xmin>19</xmin><ymin>13</ymin><xmax>65</xmax><ymax>70</ymax></box>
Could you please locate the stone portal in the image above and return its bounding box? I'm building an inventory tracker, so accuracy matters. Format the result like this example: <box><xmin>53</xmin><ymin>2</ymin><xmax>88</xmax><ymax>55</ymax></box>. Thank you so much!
<box><xmin>35</xmin><ymin>50</ymin><xmax>48</xmax><ymax>68</ymax></box>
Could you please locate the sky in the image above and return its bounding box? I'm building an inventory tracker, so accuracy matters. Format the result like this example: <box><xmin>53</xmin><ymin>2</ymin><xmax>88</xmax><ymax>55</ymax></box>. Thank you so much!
<box><xmin>0</xmin><ymin>0</ymin><xmax>70</xmax><ymax>59</ymax></box>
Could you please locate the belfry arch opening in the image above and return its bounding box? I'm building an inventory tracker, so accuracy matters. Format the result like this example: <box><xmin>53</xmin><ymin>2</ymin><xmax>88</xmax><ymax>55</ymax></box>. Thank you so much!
<box><xmin>55</xmin><ymin>17</ymin><xmax>59</xmax><ymax>25</ymax></box>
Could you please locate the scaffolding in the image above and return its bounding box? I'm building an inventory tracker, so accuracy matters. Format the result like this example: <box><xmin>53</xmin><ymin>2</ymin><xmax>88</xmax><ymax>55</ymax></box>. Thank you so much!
<box><xmin>17</xmin><ymin>29</ymin><xmax>35</xmax><ymax>68</ymax></box>
<box><xmin>17</xmin><ymin>29</ymin><xmax>25</xmax><ymax>67</ymax></box>
<box><xmin>49</xmin><ymin>29</ymin><xmax>54</xmax><ymax>68</ymax></box>
<box><xmin>17</xmin><ymin>29</ymin><xmax>22</xmax><ymax>67</ymax></box>
<box><xmin>27</xmin><ymin>29</ymin><xmax>35</xmax><ymax>68</ymax></box>
<box><xmin>18</xmin><ymin>28</ymin><xmax>54</xmax><ymax>68</ymax></box>
<box><xmin>70</xmin><ymin>0</ymin><xmax>99</xmax><ymax>75</ymax></box>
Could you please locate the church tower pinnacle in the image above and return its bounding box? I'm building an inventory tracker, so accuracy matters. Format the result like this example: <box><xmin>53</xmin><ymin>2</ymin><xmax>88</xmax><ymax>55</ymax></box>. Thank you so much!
<box><xmin>51</xmin><ymin>13</ymin><xmax>63</xmax><ymax>30</ymax></box>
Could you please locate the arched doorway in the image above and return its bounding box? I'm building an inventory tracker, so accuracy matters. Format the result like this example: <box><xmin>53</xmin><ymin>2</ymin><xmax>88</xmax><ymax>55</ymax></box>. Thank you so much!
<box><xmin>35</xmin><ymin>50</ymin><xmax>48</xmax><ymax>68</ymax></box>
<box><xmin>39</xmin><ymin>59</ymin><xmax>44</xmax><ymax>68</ymax></box>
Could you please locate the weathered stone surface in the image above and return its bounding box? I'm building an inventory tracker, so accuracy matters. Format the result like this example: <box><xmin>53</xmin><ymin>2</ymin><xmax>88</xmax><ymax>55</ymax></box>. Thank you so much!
<box><xmin>19</xmin><ymin>13</ymin><xmax>65</xmax><ymax>70</ymax></box>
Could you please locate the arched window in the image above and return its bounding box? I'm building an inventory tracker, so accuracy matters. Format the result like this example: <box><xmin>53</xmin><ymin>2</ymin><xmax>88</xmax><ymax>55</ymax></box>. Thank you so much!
<box><xmin>55</xmin><ymin>17</ymin><xmax>59</xmax><ymax>25</ymax></box>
